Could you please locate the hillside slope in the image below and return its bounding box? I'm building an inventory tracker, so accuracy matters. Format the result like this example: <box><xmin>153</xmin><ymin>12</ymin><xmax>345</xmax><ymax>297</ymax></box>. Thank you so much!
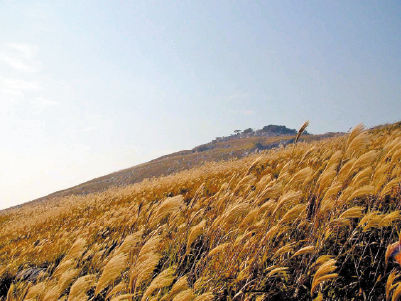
<box><xmin>1</xmin><ymin>122</ymin><xmax>401</xmax><ymax>300</ymax></box>
<box><xmin>28</xmin><ymin>129</ymin><xmax>339</xmax><ymax>207</ymax></box>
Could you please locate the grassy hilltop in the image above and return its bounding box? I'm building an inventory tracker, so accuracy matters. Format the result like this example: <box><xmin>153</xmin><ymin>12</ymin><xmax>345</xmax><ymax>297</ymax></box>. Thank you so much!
<box><xmin>26</xmin><ymin>126</ymin><xmax>337</xmax><ymax>204</ymax></box>
<box><xmin>1</xmin><ymin>122</ymin><xmax>401</xmax><ymax>300</ymax></box>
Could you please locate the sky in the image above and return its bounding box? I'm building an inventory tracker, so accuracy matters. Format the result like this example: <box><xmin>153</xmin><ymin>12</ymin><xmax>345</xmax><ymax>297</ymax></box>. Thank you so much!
<box><xmin>1</xmin><ymin>1</ymin><xmax>400</xmax><ymax>210</ymax></box>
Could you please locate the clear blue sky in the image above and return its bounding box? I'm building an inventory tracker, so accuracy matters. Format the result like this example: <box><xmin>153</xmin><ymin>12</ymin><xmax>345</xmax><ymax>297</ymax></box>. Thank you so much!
<box><xmin>1</xmin><ymin>1</ymin><xmax>400</xmax><ymax>210</ymax></box>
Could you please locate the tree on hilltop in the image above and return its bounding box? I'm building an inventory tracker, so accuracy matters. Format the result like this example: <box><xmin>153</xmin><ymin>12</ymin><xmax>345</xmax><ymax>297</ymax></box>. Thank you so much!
<box><xmin>243</xmin><ymin>128</ymin><xmax>254</xmax><ymax>134</ymax></box>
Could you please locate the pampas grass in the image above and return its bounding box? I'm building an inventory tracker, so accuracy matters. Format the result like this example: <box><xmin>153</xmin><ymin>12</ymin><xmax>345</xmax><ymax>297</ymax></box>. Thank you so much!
<box><xmin>2</xmin><ymin>122</ymin><xmax>401</xmax><ymax>300</ymax></box>
<box><xmin>386</xmin><ymin>270</ymin><xmax>399</xmax><ymax>301</ymax></box>
<box><xmin>95</xmin><ymin>253</ymin><xmax>127</xmax><ymax>296</ymax></box>
<box><xmin>25</xmin><ymin>282</ymin><xmax>46</xmax><ymax>300</ymax></box>
<box><xmin>292</xmin><ymin>246</ymin><xmax>315</xmax><ymax>257</ymax></box>
<box><xmin>58</xmin><ymin>268</ymin><xmax>80</xmax><ymax>296</ymax></box>
<box><xmin>187</xmin><ymin>220</ymin><xmax>206</xmax><ymax>250</ymax></box>
<box><xmin>160</xmin><ymin>276</ymin><xmax>189</xmax><ymax>301</ymax></box>
<box><xmin>339</xmin><ymin>206</ymin><xmax>365</xmax><ymax>219</ymax></box>
<box><xmin>295</xmin><ymin>121</ymin><xmax>309</xmax><ymax>143</ymax></box>
<box><xmin>278</xmin><ymin>204</ymin><xmax>306</xmax><ymax>225</ymax></box>
<box><xmin>347</xmin><ymin>185</ymin><xmax>375</xmax><ymax>202</ymax></box>
<box><xmin>150</xmin><ymin>195</ymin><xmax>185</xmax><ymax>227</ymax></box>
<box><xmin>172</xmin><ymin>288</ymin><xmax>195</xmax><ymax>301</ymax></box>
<box><xmin>116</xmin><ymin>229</ymin><xmax>143</xmax><ymax>256</ymax></box>
<box><xmin>193</xmin><ymin>292</ymin><xmax>214</xmax><ymax>301</ymax></box>
<box><xmin>311</xmin><ymin>259</ymin><xmax>337</xmax><ymax>296</ymax></box>
<box><xmin>141</xmin><ymin>266</ymin><xmax>176</xmax><ymax>301</ymax></box>
<box><xmin>130</xmin><ymin>235</ymin><xmax>162</xmax><ymax>293</ymax></box>
<box><xmin>68</xmin><ymin>275</ymin><xmax>96</xmax><ymax>301</ymax></box>
<box><xmin>272</xmin><ymin>190</ymin><xmax>302</xmax><ymax>217</ymax></box>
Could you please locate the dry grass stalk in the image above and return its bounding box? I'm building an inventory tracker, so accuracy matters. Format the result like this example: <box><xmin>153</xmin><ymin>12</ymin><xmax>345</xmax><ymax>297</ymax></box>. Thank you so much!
<box><xmin>58</xmin><ymin>268</ymin><xmax>80</xmax><ymax>296</ymax></box>
<box><xmin>292</xmin><ymin>246</ymin><xmax>315</xmax><ymax>257</ymax></box>
<box><xmin>53</xmin><ymin>259</ymin><xmax>75</xmax><ymax>279</ymax></box>
<box><xmin>311</xmin><ymin>259</ymin><xmax>337</xmax><ymax>296</ymax></box>
<box><xmin>106</xmin><ymin>282</ymin><xmax>129</xmax><ymax>300</ymax></box>
<box><xmin>312</xmin><ymin>255</ymin><xmax>334</xmax><ymax>268</ymax></box>
<box><xmin>278</xmin><ymin>204</ymin><xmax>306</xmax><ymax>225</ymax></box>
<box><xmin>239</xmin><ymin>208</ymin><xmax>259</xmax><ymax>229</ymax></box>
<box><xmin>285</xmin><ymin>167</ymin><xmax>313</xmax><ymax>190</ymax></box>
<box><xmin>336</xmin><ymin>158</ymin><xmax>357</xmax><ymax>183</ymax></box>
<box><xmin>257</xmin><ymin>200</ymin><xmax>276</xmax><ymax>216</ymax></box>
<box><xmin>172</xmin><ymin>288</ymin><xmax>195</xmax><ymax>301</ymax></box>
<box><xmin>233</xmin><ymin>174</ymin><xmax>256</xmax><ymax>194</ymax></box>
<box><xmin>95</xmin><ymin>253</ymin><xmax>127</xmax><ymax>296</ymax></box>
<box><xmin>313</xmin><ymin>291</ymin><xmax>323</xmax><ymax>301</ymax></box>
<box><xmin>277</xmin><ymin>171</ymin><xmax>290</xmax><ymax>184</ymax></box>
<box><xmin>358</xmin><ymin>211</ymin><xmax>381</xmax><ymax>227</ymax></box>
<box><xmin>329</xmin><ymin>218</ymin><xmax>351</xmax><ymax>228</ymax></box>
<box><xmin>150</xmin><ymin>195</ymin><xmax>185</xmax><ymax>227</ymax></box>
<box><xmin>272</xmin><ymin>242</ymin><xmax>296</xmax><ymax>259</ymax></box>
<box><xmin>339</xmin><ymin>206</ymin><xmax>365</xmax><ymax>219</ymax></box>
<box><xmin>317</xmin><ymin>165</ymin><xmax>337</xmax><ymax>196</ymax></box>
<box><xmin>64</xmin><ymin>238</ymin><xmax>87</xmax><ymax>262</ymax></box>
<box><xmin>234</xmin><ymin>231</ymin><xmax>254</xmax><ymax>248</ymax></box>
<box><xmin>381</xmin><ymin>177</ymin><xmax>401</xmax><ymax>198</ymax></box>
<box><xmin>215</xmin><ymin>203</ymin><xmax>250</xmax><ymax>231</ymax></box>
<box><xmin>386</xmin><ymin>270</ymin><xmax>399</xmax><ymax>301</ymax></box>
<box><xmin>350</xmin><ymin>167</ymin><xmax>373</xmax><ymax>189</ymax></box>
<box><xmin>208</xmin><ymin>243</ymin><xmax>230</xmax><ymax>257</ymax></box>
<box><xmin>110</xmin><ymin>294</ymin><xmax>135</xmax><ymax>301</ymax></box>
<box><xmin>43</xmin><ymin>284</ymin><xmax>61</xmax><ymax>301</ymax></box>
<box><xmin>116</xmin><ymin>230</ymin><xmax>144</xmax><ymax>256</ymax></box>
<box><xmin>319</xmin><ymin>183</ymin><xmax>343</xmax><ymax>214</ymax></box>
<box><xmin>345</xmin><ymin>130</ymin><xmax>370</xmax><ymax>158</ymax></box>
<box><xmin>187</xmin><ymin>220</ymin><xmax>206</xmax><ymax>250</ymax></box>
<box><xmin>25</xmin><ymin>282</ymin><xmax>46</xmax><ymax>300</ymax></box>
<box><xmin>391</xmin><ymin>149</ymin><xmax>401</xmax><ymax>163</ymax></box>
<box><xmin>263</xmin><ymin>226</ymin><xmax>279</xmax><ymax>242</ymax></box>
<box><xmin>267</xmin><ymin>267</ymin><xmax>289</xmax><ymax>278</ymax></box>
<box><xmin>351</xmin><ymin>150</ymin><xmax>378</xmax><ymax>172</ymax></box>
<box><xmin>255</xmin><ymin>174</ymin><xmax>272</xmax><ymax>191</ymax></box>
<box><xmin>160</xmin><ymin>276</ymin><xmax>189</xmax><ymax>301</ymax></box>
<box><xmin>133</xmin><ymin>252</ymin><xmax>161</xmax><ymax>290</ymax></box>
<box><xmin>259</xmin><ymin>183</ymin><xmax>283</xmax><ymax>201</ymax></box>
<box><xmin>347</xmin><ymin>123</ymin><xmax>365</xmax><ymax>148</ymax></box>
<box><xmin>68</xmin><ymin>275</ymin><xmax>96</xmax><ymax>301</ymax></box>
<box><xmin>327</xmin><ymin>150</ymin><xmax>343</xmax><ymax>167</ymax></box>
<box><xmin>347</xmin><ymin>185</ymin><xmax>375</xmax><ymax>202</ymax></box>
<box><xmin>5</xmin><ymin>283</ymin><xmax>14</xmax><ymax>301</ymax></box>
<box><xmin>130</xmin><ymin>236</ymin><xmax>162</xmax><ymax>293</ymax></box>
<box><xmin>141</xmin><ymin>266</ymin><xmax>176</xmax><ymax>301</ymax></box>
<box><xmin>295</xmin><ymin>121</ymin><xmax>309</xmax><ymax>143</ymax></box>
<box><xmin>380</xmin><ymin>211</ymin><xmax>401</xmax><ymax>227</ymax></box>
<box><xmin>272</xmin><ymin>190</ymin><xmax>302</xmax><ymax>217</ymax></box>
<box><xmin>363</xmin><ymin>214</ymin><xmax>384</xmax><ymax>232</ymax></box>
<box><xmin>193</xmin><ymin>292</ymin><xmax>214</xmax><ymax>301</ymax></box>
<box><xmin>137</xmin><ymin>235</ymin><xmax>161</xmax><ymax>260</ymax></box>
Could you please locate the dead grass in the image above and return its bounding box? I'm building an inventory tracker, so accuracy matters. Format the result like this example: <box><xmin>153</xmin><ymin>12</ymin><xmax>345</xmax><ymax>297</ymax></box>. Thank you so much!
<box><xmin>0</xmin><ymin>122</ymin><xmax>401</xmax><ymax>300</ymax></box>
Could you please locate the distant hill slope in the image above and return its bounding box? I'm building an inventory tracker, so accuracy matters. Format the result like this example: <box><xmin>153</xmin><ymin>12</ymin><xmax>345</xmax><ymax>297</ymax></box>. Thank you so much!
<box><xmin>26</xmin><ymin>125</ymin><xmax>340</xmax><ymax>206</ymax></box>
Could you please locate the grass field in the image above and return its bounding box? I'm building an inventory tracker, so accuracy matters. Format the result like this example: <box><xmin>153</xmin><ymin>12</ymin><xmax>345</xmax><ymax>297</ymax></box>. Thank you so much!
<box><xmin>1</xmin><ymin>122</ymin><xmax>401</xmax><ymax>300</ymax></box>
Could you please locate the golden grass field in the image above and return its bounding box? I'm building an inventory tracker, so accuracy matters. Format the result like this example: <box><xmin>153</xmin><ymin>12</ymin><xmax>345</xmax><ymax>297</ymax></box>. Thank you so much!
<box><xmin>1</xmin><ymin>122</ymin><xmax>401</xmax><ymax>300</ymax></box>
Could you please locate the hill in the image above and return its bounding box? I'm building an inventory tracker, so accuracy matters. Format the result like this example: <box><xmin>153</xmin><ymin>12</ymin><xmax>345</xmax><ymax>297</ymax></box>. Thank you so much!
<box><xmin>26</xmin><ymin>125</ymin><xmax>337</xmax><ymax>206</ymax></box>
<box><xmin>1</xmin><ymin>122</ymin><xmax>401</xmax><ymax>300</ymax></box>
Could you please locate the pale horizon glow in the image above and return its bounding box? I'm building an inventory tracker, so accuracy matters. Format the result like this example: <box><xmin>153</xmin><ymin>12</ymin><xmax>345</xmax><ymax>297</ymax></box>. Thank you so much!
<box><xmin>1</xmin><ymin>1</ymin><xmax>400</xmax><ymax>210</ymax></box>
